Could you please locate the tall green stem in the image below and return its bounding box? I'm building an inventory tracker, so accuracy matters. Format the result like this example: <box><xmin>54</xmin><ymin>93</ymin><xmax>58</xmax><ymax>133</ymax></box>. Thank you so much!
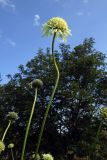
<box><xmin>11</xmin><ymin>148</ymin><xmax>14</xmax><ymax>160</ymax></box>
<box><xmin>2</xmin><ymin>120</ymin><xmax>11</xmax><ymax>142</ymax></box>
<box><xmin>21</xmin><ymin>88</ymin><xmax>38</xmax><ymax>160</ymax></box>
<box><xmin>35</xmin><ymin>32</ymin><xmax>60</xmax><ymax>158</ymax></box>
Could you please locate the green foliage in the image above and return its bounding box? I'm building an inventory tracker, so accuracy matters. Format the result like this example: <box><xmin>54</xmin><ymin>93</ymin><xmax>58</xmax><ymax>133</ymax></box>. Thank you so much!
<box><xmin>0</xmin><ymin>38</ymin><xmax>107</xmax><ymax>159</ymax></box>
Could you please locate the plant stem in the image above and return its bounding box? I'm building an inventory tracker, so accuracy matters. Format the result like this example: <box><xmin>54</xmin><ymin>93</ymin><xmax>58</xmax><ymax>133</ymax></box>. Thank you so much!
<box><xmin>21</xmin><ymin>88</ymin><xmax>38</xmax><ymax>160</ymax></box>
<box><xmin>11</xmin><ymin>148</ymin><xmax>14</xmax><ymax>160</ymax></box>
<box><xmin>2</xmin><ymin>120</ymin><xmax>11</xmax><ymax>141</ymax></box>
<box><xmin>35</xmin><ymin>32</ymin><xmax>60</xmax><ymax>158</ymax></box>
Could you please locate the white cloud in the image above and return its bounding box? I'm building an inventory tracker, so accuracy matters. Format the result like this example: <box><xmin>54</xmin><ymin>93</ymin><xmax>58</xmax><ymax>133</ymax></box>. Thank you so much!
<box><xmin>76</xmin><ymin>11</ymin><xmax>91</xmax><ymax>17</ymax></box>
<box><xmin>33</xmin><ymin>14</ymin><xmax>40</xmax><ymax>26</ymax></box>
<box><xmin>83</xmin><ymin>0</ymin><xmax>89</xmax><ymax>3</ymax></box>
<box><xmin>0</xmin><ymin>30</ymin><xmax>16</xmax><ymax>47</ymax></box>
<box><xmin>0</xmin><ymin>0</ymin><xmax>15</xmax><ymax>11</ymax></box>
<box><xmin>76</xmin><ymin>12</ymin><xmax>84</xmax><ymax>16</ymax></box>
<box><xmin>6</xmin><ymin>38</ymin><xmax>16</xmax><ymax>47</ymax></box>
<box><xmin>55</xmin><ymin>0</ymin><xmax>72</xmax><ymax>9</ymax></box>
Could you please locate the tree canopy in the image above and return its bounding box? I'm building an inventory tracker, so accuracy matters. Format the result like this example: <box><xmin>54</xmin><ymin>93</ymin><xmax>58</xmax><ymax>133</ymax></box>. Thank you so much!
<box><xmin>0</xmin><ymin>38</ymin><xmax>107</xmax><ymax>160</ymax></box>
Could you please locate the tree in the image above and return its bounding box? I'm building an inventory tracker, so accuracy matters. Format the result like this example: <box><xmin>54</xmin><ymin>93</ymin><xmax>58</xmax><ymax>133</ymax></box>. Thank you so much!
<box><xmin>0</xmin><ymin>38</ymin><xmax>107</xmax><ymax>160</ymax></box>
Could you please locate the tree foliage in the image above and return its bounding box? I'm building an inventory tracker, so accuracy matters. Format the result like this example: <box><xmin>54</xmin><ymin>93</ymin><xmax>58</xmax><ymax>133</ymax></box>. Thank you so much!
<box><xmin>0</xmin><ymin>38</ymin><xmax>107</xmax><ymax>159</ymax></box>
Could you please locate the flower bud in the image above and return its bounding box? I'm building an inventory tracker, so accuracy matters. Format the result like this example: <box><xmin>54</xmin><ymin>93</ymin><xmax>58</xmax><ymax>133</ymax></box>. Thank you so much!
<box><xmin>8</xmin><ymin>143</ymin><xmax>14</xmax><ymax>149</ymax></box>
<box><xmin>31</xmin><ymin>79</ymin><xmax>43</xmax><ymax>89</ymax></box>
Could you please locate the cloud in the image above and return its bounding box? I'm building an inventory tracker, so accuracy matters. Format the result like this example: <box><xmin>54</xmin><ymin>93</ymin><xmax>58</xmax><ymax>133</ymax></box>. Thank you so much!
<box><xmin>6</xmin><ymin>38</ymin><xmax>16</xmax><ymax>47</ymax></box>
<box><xmin>75</xmin><ymin>11</ymin><xmax>91</xmax><ymax>17</ymax></box>
<box><xmin>0</xmin><ymin>30</ymin><xmax>16</xmax><ymax>47</ymax></box>
<box><xmin>83</xmin><ymin>0</ymin><xmax>89</xmax><ymax>3</ymax></box>
<box><xmin>76</xmin><ymin>12</ymin><xmax>84</xmax><ymax>16</ymax></box>
<box><xmin>0</xmin><ymin>0</ymin><xmax>15</xmax><ymax>11</ymax></box>
<box><xmin>33</xmin><ymin>14</ymin><xmax>40</xmax><ymax>26</ymax></box>
<box><xmin>54</xmin><ymin>0</ymin><xmax>72</xmax><ymax>9</ymax></box>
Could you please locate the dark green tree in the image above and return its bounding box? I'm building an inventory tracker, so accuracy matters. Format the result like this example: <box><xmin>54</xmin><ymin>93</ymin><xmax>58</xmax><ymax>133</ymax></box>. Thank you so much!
<box><xmin>0</xmin><ymin>38</ymin><xmax>107</xmax><ymax>160</ymax></box>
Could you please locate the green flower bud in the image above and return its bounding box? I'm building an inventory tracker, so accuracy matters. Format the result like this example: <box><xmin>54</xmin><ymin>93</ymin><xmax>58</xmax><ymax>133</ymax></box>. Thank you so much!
<box><xmin>8</xmin><ymin>143</ymin><xmax>14</xmax><ymax>149</ymax></box>
<box><xmin>31</xmin><ymin>79</ymin><xmax>43</xmax><ymax>89</ymax></box>
<box><xmin>42</xmin><ymin>153</ymin><xmax>54</xmax><ymax>160</ymax></box>
<box><xmin>7</xmin><ymin>112</ymin><xmax>19</xmax><ymax>121</ymax></box>
<box><xmin>0</xmin><ymin>140</ymin><xmax>5</xmax><ymax>153</ymax></box>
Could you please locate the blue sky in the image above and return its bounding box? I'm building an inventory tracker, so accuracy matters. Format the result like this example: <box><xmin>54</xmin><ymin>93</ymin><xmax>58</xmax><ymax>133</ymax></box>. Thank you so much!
<box><xmin>0</xmin><ymin>0</ymin><xmax>107</xmax><ymax>83</ymax></box>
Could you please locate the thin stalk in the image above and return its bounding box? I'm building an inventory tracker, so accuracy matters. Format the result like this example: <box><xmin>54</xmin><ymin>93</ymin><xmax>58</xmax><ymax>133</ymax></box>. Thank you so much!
<box><xmin>11</xmin><ymin>148</ymin><xmax>14</xmax><ymax>160</ymax></box>
<box><xmin>35</xmin><ymin>32</ymin><xmax>60</xmax><ymax>158</ymax></box>
<box><xmin>2</xmin><ymin>120</ymin><xmax>11</xmax><ymax>141</ymax></box>
<box><xmin>21</xmin><ymin>88</ymin><xmax>38</xmax><ymax>160</ymax></box>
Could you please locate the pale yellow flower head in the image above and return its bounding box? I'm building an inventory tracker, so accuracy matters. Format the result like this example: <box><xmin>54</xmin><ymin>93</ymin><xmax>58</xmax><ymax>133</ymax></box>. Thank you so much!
<box><xmin>0</xmin><ymin>140</ymin><xmax>5</xmax><ymax>153</ymax></box>
<box><xmin>42</xmin><ymin>153</ymin><xmax>54</xmax><ymax>160</ymax></box>
<box><xmin>100</xmin><ymin>107</ymin><xmax>107</xmax><ymax>119</ymax></box>
<box><xmin>42</xmin><ymin>17</ymin><xmax>71</xmax><ymax>41</ymax></box>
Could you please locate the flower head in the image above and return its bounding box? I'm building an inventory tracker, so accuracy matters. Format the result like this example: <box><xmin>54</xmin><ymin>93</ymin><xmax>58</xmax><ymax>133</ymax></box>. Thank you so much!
<box><xmin>0</xmin><ymin>140</ymin><xmax>5</xmax><ymax>153</ymax></box>
<box><xmin>30</xmin><ymin>79</ymin><xmax>43</xmax><ymax>89</ymax></box>
<box><xmin>42</xmin><ymin>17</ymin><xmax>71</xmax><ymax>41</ymax></box>
<box><xmin>100</xmin><ymin>107</ymin><xmax>107</xmax><ymax>119</ymax></box>
<box><xmin>7</xmin><ymin>112</ymin><xmax>19</xmax><ymax>121</ymax></box>
<box><xmin>42</xmin><ymin>153</ymin><xmax>54</xmax><ymax>160</ymax></box>
<box><xmin>8</xmin><ymin>143</ymin><xmax>14</xmax><ymax>149</ymax></box>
